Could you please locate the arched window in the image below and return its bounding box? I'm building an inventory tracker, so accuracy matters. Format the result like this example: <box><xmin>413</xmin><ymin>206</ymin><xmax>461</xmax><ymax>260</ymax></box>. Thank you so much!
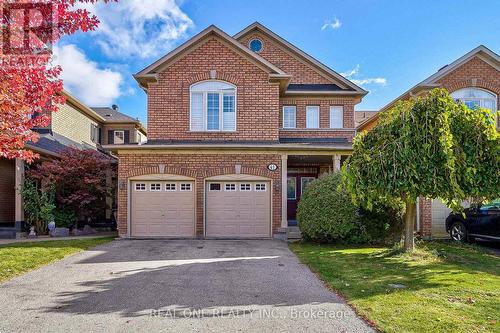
<box><xmin>450</xmin><ymin>88</ymin><xmax>497</xmax><ymax>113</ymax></box>
<box><xmin>190</xmin><ymin>81</ymin><xmax>236</xmax><ymax>131</ymax></box>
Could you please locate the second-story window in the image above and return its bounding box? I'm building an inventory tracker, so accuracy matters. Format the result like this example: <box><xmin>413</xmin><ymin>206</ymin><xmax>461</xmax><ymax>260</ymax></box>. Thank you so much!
<box><xmin>283</xmin><ymin>106</ymin><xmax>296</xmax><ymax>128</ymax></box>
<box><xmin>329</xmin><ymin>106</ymin><xmax>344</xmax><ymax>128</ymax></box>
<box><xmin>306</xmin><ymin>106</ymin><xmax>319</xmax><ymax>128</ymax></box>
<box><xmin>190</xmin><ymin>81</ymin><xmax>236</xmax><ymax>132</ymax></box>
<box><xmin>114</xmin><ymin>130</ymin><xmax>125</xmax><ymax>144</ymax></box>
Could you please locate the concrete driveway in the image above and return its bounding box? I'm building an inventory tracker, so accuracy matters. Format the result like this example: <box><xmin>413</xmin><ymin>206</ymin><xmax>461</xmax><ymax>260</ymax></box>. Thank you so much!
<box><xmin>0</xmin><ymin>240</ymin><xmax>373</xmax><ymax>333</ymax></box>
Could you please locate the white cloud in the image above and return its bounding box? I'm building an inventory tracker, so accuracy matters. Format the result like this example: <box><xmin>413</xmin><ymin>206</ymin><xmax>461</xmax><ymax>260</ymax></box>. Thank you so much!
<box><xmin>321</xmin><ymin>17</ymin><xmax>342</xmax><ymax>31</ymax></box>
<box><xmin>54</xmin><ymin>44</ymin><xmax>123</xmax><ymax>105</ymax></box>
<box><xmin>341</xmin><ymin>64</ymin><xmax>387</xmax><ymax>87</ymax></box>
<box><xmin>351</xmin><ymin>78</ymin><xmax>387</xmax><ymax>86</ymax></box>
<box><xmin>80</xmin><ymin>0</ymin><xmax>193</xmax><ymax>59</ymax></box>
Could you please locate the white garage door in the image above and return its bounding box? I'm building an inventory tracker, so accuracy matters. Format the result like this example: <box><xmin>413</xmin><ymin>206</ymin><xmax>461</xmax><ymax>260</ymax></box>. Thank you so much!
<box><xmin>131</xmin><ymin>181</ymin><xmax>195</xmax><ymax>237</ymax></box>
<box><xmin>431</xmin><ymin>199</ymin><xmax>452</xmax><ymax>236</ymax></box>
<box><xmin>206</xmin><ymin>181</ymin><xmax>271</xmax><ymax>238</ymax></box>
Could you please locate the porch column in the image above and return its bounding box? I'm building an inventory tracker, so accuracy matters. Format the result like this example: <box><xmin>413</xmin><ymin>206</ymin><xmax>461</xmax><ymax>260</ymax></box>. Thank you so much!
<box><xmin>281</xmin><ymin>154</ymin><xmax>288</xmax><ymax>228</ymax></box>
<box><xmin>14</xmin><ymin>158</ymin><xmax>24</xmax><ymax>230</ymax></box>
<box><xmin>332</xmin><ymin>155</ymin><xmax>341</xmax><ymax>172</ymax></box>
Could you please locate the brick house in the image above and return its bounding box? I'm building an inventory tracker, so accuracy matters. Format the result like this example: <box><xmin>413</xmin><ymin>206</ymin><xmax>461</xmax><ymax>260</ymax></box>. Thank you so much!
<box><xmin>358</xmin><ymin>45</ymin><xmax>500</xmax><ymax>239</ymax></box>
<box><xmin>104</xmin><ymin>23</ymin><xmax>367</xmax><ymax>239</ymax></box>
<box><xmin>0</xmin><ymin>91</ymin><xmax>147</xmax><ymax>239</ymax></box>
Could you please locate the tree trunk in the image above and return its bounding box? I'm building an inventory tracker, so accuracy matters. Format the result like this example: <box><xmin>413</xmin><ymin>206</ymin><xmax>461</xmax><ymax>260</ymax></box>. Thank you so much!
<box><xmin>404</xmin><ymin>200</ymin><xmax>417</xmax><ymax>251</ymax></box>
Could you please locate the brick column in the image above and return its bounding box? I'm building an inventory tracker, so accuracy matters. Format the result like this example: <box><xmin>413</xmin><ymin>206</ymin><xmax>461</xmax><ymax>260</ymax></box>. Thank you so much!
<box><xmin>419</xmin><ymin>197</ymin><xmax>432</xmax><ymax>239</ymax></box>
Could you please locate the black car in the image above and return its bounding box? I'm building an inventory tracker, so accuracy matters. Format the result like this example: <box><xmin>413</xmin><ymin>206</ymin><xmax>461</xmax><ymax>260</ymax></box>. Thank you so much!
<box><xmin>446</xmin><ymin>200</ymin><xmax>500</xmax><ymax>242</ymax></box>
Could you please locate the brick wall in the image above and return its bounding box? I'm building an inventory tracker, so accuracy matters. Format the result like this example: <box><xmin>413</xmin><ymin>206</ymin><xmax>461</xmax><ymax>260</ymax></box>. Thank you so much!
<box><xmin>0</xmin><ymin>158</ymin><xmax>15</xmax><ymax>225</ymax></box>
<box><xmin>238</xmin><ymin>32</ymin><xmax>333</xmax><ymax>84</ymax></box>
<box><xmin>52</xmin><ymin>102</ymin><xmax>99</xmax><ymax>147</ymax></box>
<box><xmin>419</xmin><ymin>198</ymin><xmax>432</xmax><ymax>239</ymax></box>
<box><xmin>117</xmin><ymin>152</ymin><xmax>282</xmax><ymax>237</ymax></box>
<box><xmin>147</xmin><ymin>36</ymin><xmax>280</xmax><ymax>142</ymax></box>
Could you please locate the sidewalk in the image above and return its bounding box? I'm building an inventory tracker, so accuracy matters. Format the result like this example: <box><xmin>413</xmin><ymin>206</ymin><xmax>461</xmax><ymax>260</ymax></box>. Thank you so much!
<box><xmin>0</xmin><ymin>232</ymin><xmax>118</xmax><ymax>246</ymax></box>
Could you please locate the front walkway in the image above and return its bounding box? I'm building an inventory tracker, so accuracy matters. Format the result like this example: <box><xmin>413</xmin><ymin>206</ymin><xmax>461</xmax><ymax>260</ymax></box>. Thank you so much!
<box><xmin>0</xmin><ymin>239</ymin><xmax>373</xmax><ymax>332</ymax></box>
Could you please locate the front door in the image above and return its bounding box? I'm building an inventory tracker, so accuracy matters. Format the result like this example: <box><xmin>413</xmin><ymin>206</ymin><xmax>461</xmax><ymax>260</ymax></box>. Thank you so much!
<box><xmin>287</xmin><ymin>173</ymin><xmax>317</xmax><ymax>224</ymax></box>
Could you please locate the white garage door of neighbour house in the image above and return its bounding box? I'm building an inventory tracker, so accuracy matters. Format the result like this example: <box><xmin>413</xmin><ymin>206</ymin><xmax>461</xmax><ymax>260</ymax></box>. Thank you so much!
<box><xmin>206</xmin><ymin>181</ymin><xmax>271</xmax><ymax>238</ymax></box>
<box><xmin>431</xmin><ymin>199</ymin><xmax>452</xmax><ymax>237</ymax></box>
<box><xmin>131</xmin><ymin>180</ymin><xmax>195</xmax><ymax>237</ymax></box>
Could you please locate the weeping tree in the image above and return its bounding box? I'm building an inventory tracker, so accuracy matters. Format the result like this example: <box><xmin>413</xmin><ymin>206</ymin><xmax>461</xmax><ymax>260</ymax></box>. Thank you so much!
<box><xmin>343</xmin><ymin>89</ymin><xmax>500</xmax><ymax>251</ymax></box>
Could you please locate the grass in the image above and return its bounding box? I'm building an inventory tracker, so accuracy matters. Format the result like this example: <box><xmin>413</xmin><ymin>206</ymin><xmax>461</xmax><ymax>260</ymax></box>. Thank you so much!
<box><xmin>0</xmin><ymin>237</ymin><xmax>114</xmax><ymax>283</ymax></box>
<box><xmin>290</xmin><ymin>241</ymin><xmax>500</xmax><ymax>333</ymax></box>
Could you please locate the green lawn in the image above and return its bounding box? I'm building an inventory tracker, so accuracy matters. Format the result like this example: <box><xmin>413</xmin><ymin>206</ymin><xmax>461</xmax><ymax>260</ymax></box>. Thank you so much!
<box><xmin>290</xmin><ymin>241</ymin><xmax>500</xmax><ymax>333</ymax></box>
<box><xmin>0</xmin><ymin>237</ymin><xmax>114</xmax><ymax>283</ymax></box>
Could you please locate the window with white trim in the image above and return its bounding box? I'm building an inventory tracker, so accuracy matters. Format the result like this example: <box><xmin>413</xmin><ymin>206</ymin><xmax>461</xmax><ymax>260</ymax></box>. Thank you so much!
<box><xmin>114</xmin><ymin>130</ymin><xmax>124</xmax><ymax>144</ymax></box>
<box><xmin>180</xmin><ymin>183</ymin><xmax>192</xmax><ymax>191</ymax></box>
<box><xmin>329</xmin><ymin>106</ymin><xmax>344</xmax><ymax>128</ymax></box>
<box><xmin>224</xmin><ymin>183</ymin><xmax>236</xmax><ymax>191</ymax></box>
<box><xmin>135</xmin><ymin>183</ymin><xmax>146</xmax><ymax>191</ymax></box>
<box><xmin>283</xmin><ymin>106</ymin><xmax>296</xmax><ymax>128</ymax></box>
<box><xmin>306</xmin><ymin>106</ymin><xmax>319</xmax><ymax>128</ymax></box>
<box><xmin>451</xmin><ymin>88</ymin><xmax>497</xmax><ymax>113</ymax></box>
<box><xmin>150</xmin><ymin>183</ymin><xmax>161</xmax><ymax>191</ymax></box>
<box><xmin>190</xmin><ymin>81</ymin><xmax>236</xmax><ymax>131</ymax></box>
<box><xmin>165</xmin><ymin>183</ymin><xmax>176</xmax><ymax>191</ymax></box>
<box><xmin>255</xmin><ymin>183</ymin><xmax>267</xmax><ymax>191</ymax></box>
<box><xmin>240</xmin><ymin>183</ymin><xmax>251</xmax><ymax>191</ymax></box>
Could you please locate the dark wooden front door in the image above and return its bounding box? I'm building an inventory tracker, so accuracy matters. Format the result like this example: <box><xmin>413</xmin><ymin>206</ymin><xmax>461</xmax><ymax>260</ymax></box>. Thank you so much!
<box><xmin>287</xmin><ymin>173</ymin><xmax>318</xmax><ymax>223</ymax></box>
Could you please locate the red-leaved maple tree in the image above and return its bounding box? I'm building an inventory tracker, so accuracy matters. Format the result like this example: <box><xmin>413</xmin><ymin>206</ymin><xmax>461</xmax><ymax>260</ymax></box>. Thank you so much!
<box><xmin>0</xmin><ymin>0</ymin><xmax>113</xmax><ymax>162</ymax></box>
<box><xmin>27</xmin><ymin>147</ymin><xmax>116</xmax><ymax>220</ymax></box>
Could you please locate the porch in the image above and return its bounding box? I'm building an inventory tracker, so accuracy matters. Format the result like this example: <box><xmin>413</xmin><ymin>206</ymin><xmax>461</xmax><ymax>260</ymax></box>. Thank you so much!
<box><xmin>280</xmin><ymin>154</ymin><xmax>348</xmax><ymax>234</ymax></box>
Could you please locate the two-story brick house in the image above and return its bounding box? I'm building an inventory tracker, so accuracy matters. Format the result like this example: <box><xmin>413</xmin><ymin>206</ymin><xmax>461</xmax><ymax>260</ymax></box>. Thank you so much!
<box><xmin>105</xmin><ymin>23</ymin><xmax>367</xmax><ymax>239</ymax></box>
<box><xmin>358</xmin><ymin>45</ymin><xmax>499</xmax><ymax>239</ymax></box>
<box><xmin>0</xmin><ymin>91</ymin><xmax>147</xmax><ymax>238</ymax></box>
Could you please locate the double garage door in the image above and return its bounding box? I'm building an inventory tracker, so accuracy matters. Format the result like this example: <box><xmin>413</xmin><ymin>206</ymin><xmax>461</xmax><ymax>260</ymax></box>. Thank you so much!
<box><xmin>130</xmin><ymin>180</ymin><xmax>271</xmax><ymax>238</ymax></box>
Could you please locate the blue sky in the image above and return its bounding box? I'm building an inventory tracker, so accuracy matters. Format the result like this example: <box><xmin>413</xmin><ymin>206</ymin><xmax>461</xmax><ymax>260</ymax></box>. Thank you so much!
<box><xmin>57</xmin><ymin>0</ymin><xmax>500</xmax><ymax>125</ymax></box>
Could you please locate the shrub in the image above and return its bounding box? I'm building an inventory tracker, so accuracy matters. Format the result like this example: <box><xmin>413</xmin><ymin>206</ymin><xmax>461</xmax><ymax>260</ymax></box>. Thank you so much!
<box><xmin>297</xmin><ymin>172</ymin><xmax>403</xmax><ymax>244</ymax></box>
<box><xmin>21</xmin><ymin>179</ymin><xmax>55</xmax><ymax>234</ymax></box>
<box><xmin>297</xmin><ymin>173</ymin><xmax>359</xmax><ymax>243</ymax></box>
<box><xmin>53</xmin><ymin>208</ymin><xmax>78</xmax><ymax>229</ymax></box>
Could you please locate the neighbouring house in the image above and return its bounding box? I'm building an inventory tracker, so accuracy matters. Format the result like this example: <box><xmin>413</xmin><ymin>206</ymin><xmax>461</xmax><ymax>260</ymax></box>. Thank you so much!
<box><xmin>357</xmin><ymin>45</ymin><xmax>500</xmax><ymax>239</ymax></box>
<box><xmin>104</xmin><ymin>22</ymin><xmax>367</xmax><ymax>239</ymax></box>
<box><xmin>0</xmin><ymin>91</ymin><xmax>147</xmax><ymax>239</ymax></box>
<box><xmin>355</xmin><ymin>111</ymin><xmax>378</xmax><ymax>127</ymax></box>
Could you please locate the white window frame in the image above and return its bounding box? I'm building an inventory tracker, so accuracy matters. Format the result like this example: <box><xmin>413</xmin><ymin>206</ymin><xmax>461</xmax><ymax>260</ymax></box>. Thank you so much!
<box><xmin>114</xmin><ymin>130</ymin><xmax>124</xmax><ymax>144</ymax></box>
<box><xmin>287</xmin><ymin>177</ymin><xmax>296</xmax><ymax>200</ymax></box>
<box><xmin>451</xmin><ymin>88</ymin><xmax>497</xmax><ymax>112</ymax></box>
<box><xmin>240</xmin><ymin>183</ymin><xmax>252</xmax><ymax>191</ymax></box>
<box><xmin>224</xmin><ymin>183</ymin><xmax>237</xmax><ymax>192</ymax></box>
<box><xmin>282</xmin><ymin>106</ymin><xmax>297</xmax><ymax>129</ymax></box>
<box><xmin>329</xmin><ymin>106</ymin><xmax>344</xmax><ymax>128</ymax></box>
<box><xmin>190</xmin><ymin>81</ymin><xmax>237</xmax><ymax>132</ymax></box>
<box><xmin>150</xmin><ymin>183</ymin><xmax>162</xmax><ymax>191</ymax></box>
<box><xmin>165</xmin><ymin>183</ymin><xmax>177</xmax><ymax>191</ymax></box>
<box><xmin>255</xmin><ymin>183</ymin><xmax>267</xmax><ymax>192</ymax></box>
<box><xmin>180</xmin><ymin>183</ymin><xmax>192</xmax><ymax>191</ymax></box>
<box><xmin>135</xmin><ymin>183</ymin><xmax>146</xmax><ymax>191</ymax></box>
<box><xmin>301</xmin><ymin>177</ymin><xmax>316</xmax><ymax>194</ymax></box>
<box><xmin>306</xmin><ymin>106</ymin><xmax>320</xmax><ymax>129</ymax></box>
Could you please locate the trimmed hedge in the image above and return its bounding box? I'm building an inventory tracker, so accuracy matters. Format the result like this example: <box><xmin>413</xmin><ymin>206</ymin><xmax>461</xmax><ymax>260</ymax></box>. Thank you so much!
<box><xmin>297</xmin><ymin>172</ymin><xmax>402</xmax><ymax>244</ymax></box>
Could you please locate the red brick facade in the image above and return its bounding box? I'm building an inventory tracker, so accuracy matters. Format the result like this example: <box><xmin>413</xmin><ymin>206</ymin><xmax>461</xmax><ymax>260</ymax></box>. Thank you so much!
<box><xmin>238</xmin><ymin>32</ymin><xmax>333</xmax><ymax>84</ymax></box>
<box><xmin>117</xmin><ymin>153</ymin><xmax>282</xmax><ymax>237</ymax></box>
<box><xmin>147</xmin><ymin>36</ymin><xmax>280</xmax><ymax>142</ymax></box>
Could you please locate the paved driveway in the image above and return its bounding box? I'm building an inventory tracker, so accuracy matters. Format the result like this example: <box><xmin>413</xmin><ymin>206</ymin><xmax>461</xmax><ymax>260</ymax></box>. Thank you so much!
<box><xmin>0</xmin><ymin>240</ymin><xmax>373</xmax><ymax>333</ymax></box>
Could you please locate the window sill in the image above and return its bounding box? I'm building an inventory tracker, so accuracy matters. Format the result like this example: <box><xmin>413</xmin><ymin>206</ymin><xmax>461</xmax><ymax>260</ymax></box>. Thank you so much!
<box><xmin>189</xmin><ymin>130</ymin><xmax>238</xmax><ymax>133</ymax></box>
<box><xmin>279</xmin><ymin>128</ymin><xmax>354</xmax><ymax>131</ymax></box>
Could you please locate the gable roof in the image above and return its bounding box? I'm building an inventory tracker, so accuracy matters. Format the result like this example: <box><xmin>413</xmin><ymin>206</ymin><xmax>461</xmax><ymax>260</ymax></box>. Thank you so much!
<box><xmin>92</xmin><ymin>107</ymin><xmax>147</xmax><ymax>135</ymax></box>
<box><xmin>234</xmin><ymin>22</ymin><xmax>367</xmax><ymax>95</ymax></box>
<box><xmin>134</xmin><ymin>24</ymin><xmax>289</xmax><ymax>89</ymax></box>
<box><xmin>358</xmin><ymin>45</ymin><xmax>500</xmax><ymax>131</ymax></box>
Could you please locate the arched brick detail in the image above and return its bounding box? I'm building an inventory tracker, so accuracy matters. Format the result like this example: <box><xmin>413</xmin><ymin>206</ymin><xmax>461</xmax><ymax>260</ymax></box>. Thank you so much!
<box><xmin>445</xmin><ymin>80</ymin><xmax>499</xmax><ymax>96</ymax></box>
<box><xmin>123</xmin><ymin>165</ymin><xmax>197</xmax><ymax>179</ymax></box>
<box><xmin>187</xmin><ymin>72</ymin><xmax>241</xmax><ymax>86</ymax></box>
